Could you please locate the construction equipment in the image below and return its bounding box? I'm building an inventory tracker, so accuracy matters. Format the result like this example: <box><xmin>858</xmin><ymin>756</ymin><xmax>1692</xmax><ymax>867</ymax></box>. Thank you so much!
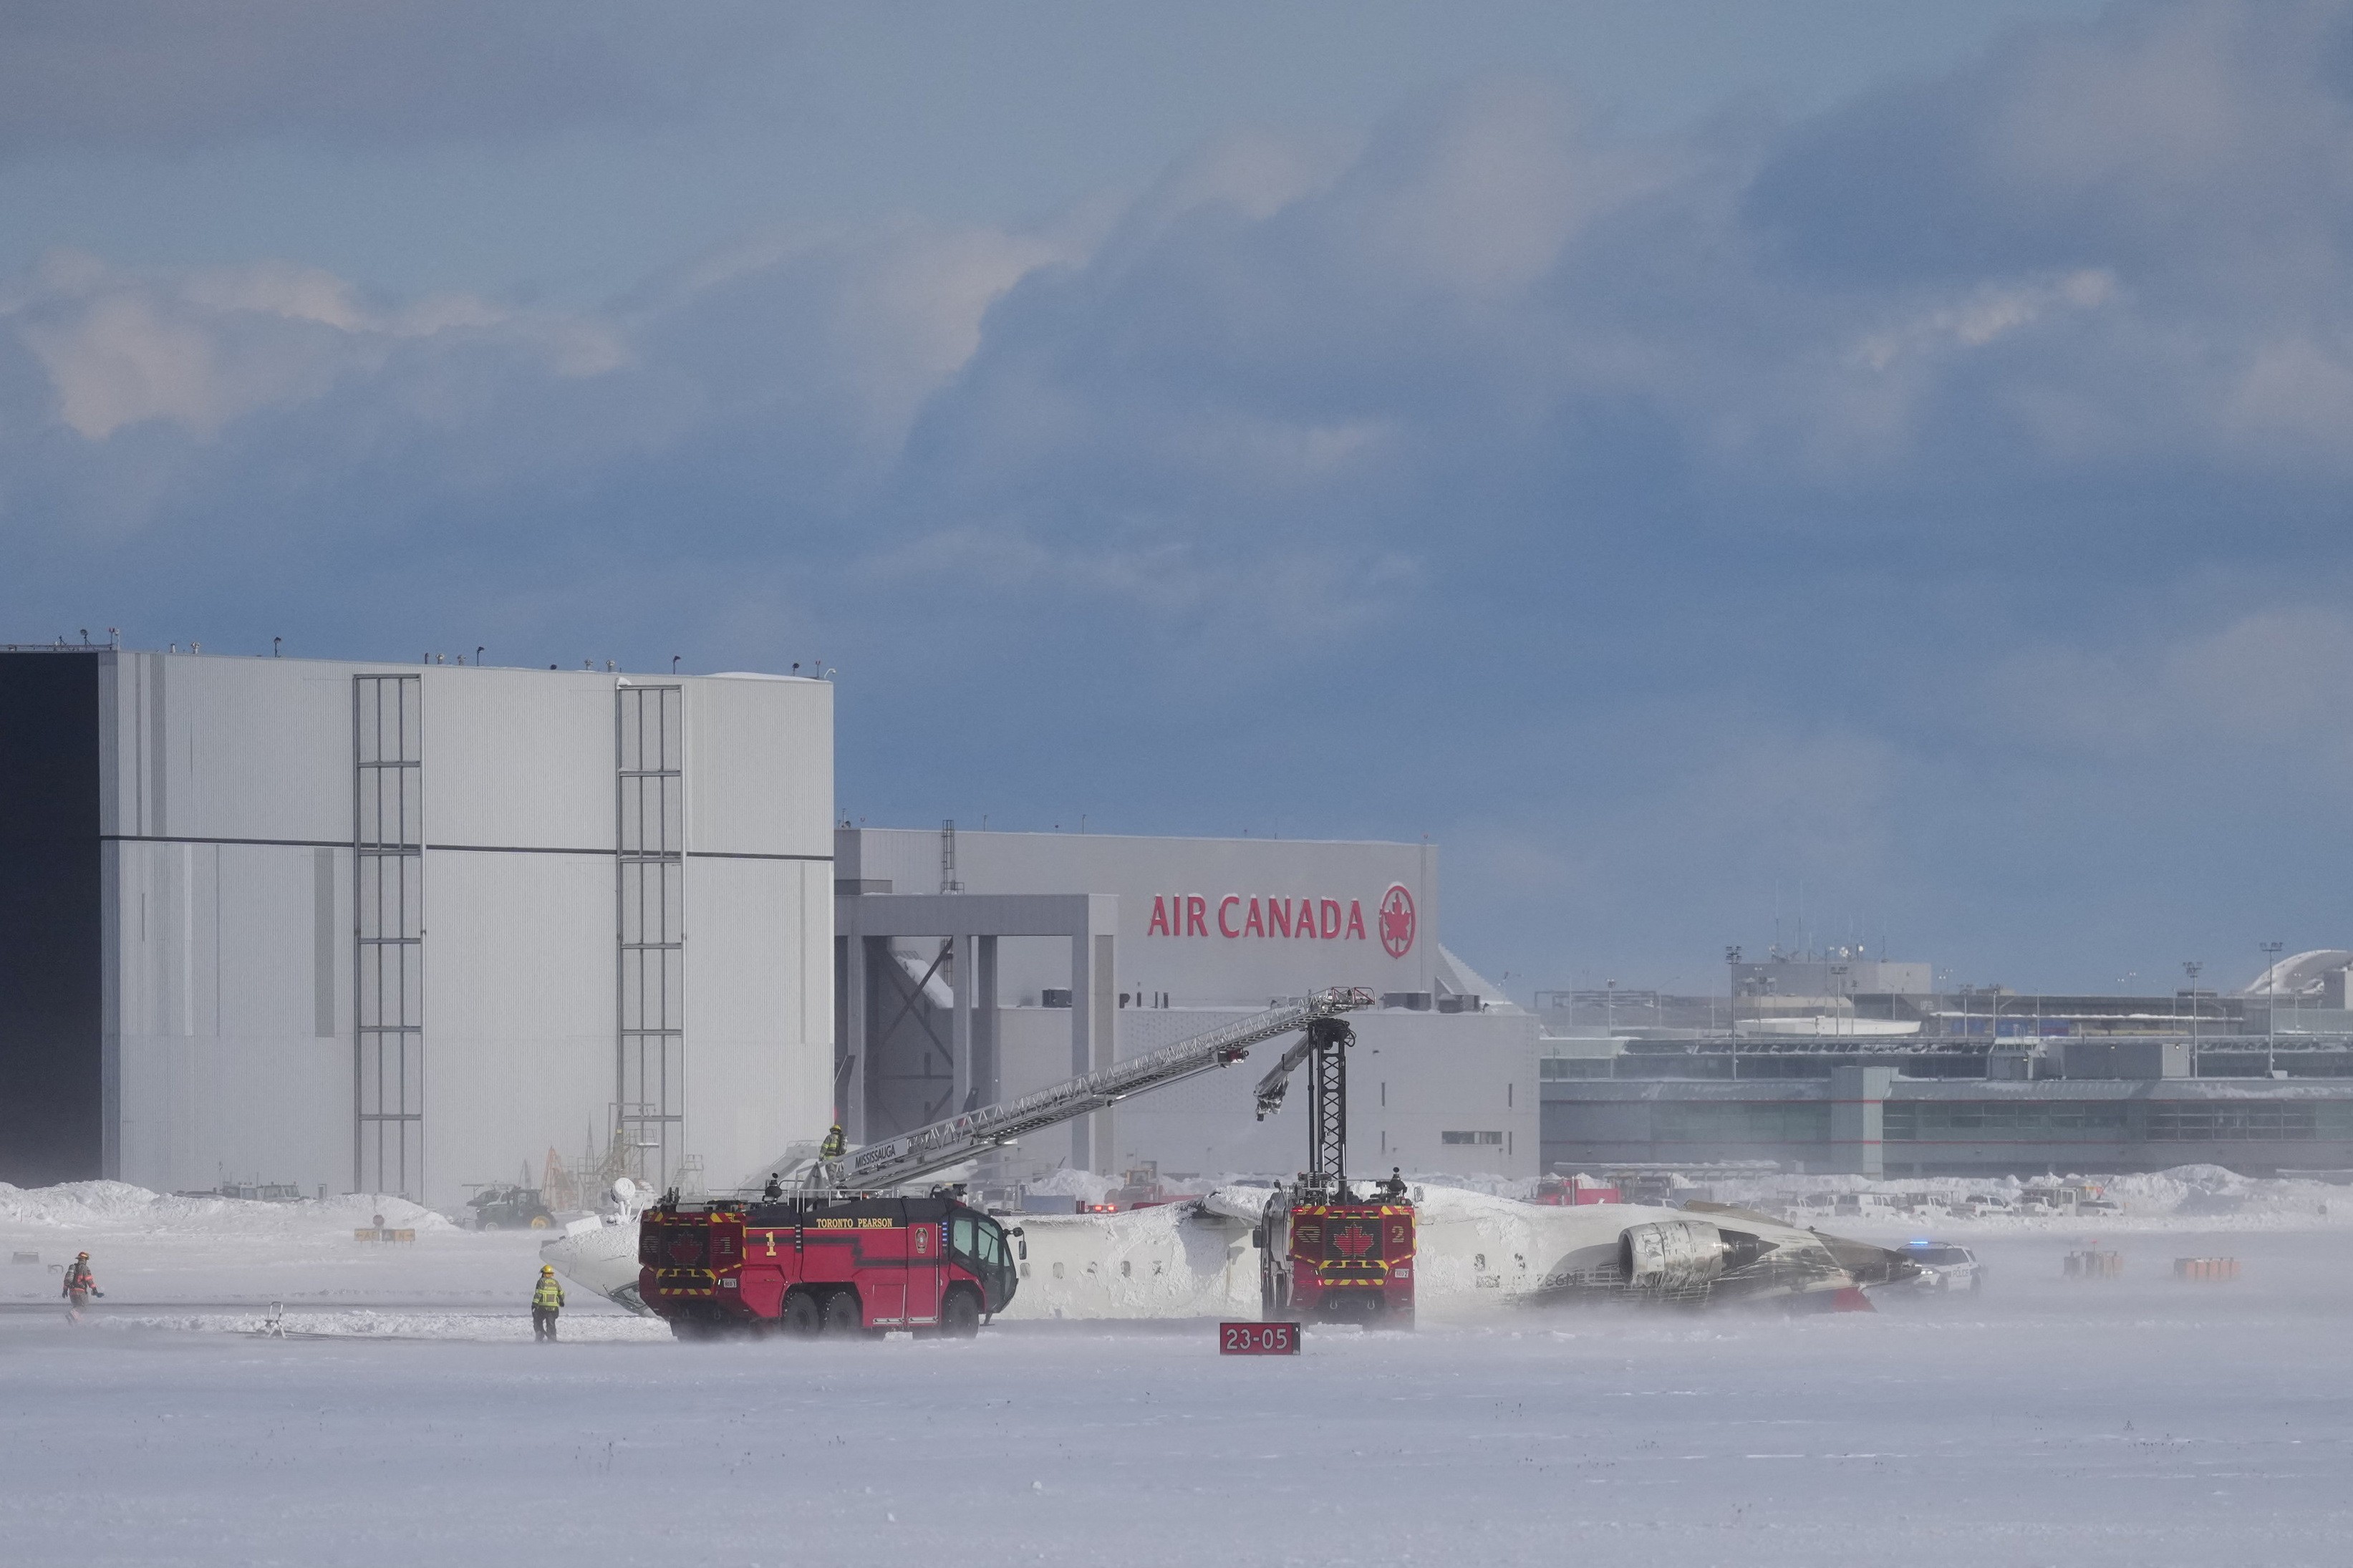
<box><xmin>629</xmin><ymin>986</ymin><xmax>1376</xmax><ymax>1339</ymax></box>
<box><xmin>1253</xmin><ymin>1012</ymin><xmax>1416</xmax><ymax>1327</ymax></box>
<box><xmin>467</xmin><ymin>1183</ymin><xmax>555</xmax><ymax>1230</ymax></box>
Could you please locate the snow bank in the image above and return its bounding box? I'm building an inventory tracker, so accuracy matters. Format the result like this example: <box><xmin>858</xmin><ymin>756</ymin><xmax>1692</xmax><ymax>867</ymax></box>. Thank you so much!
<box><xmin>1695</xmin><ymin>1163</ymin><xmax>2349</xmax><ymax>1232</ymax></box>
<box><xmin>1020</xmin><ymin>1167</ymin><xmax>1120</xmax><ymax>1204</ymax></box>
<box><xmin>0</xmin><ymin>1181</ymin><xmax>455</xmax><ymax>1237</ymax></box>
<box><xmin>1002</xmin><ymin>1199</ymin><xmax>1257</xmax><ymax>1320</ymax></box>
<box><xmin>95</xmin><ymin>1310</ymin><xmax>670</xmax><ymax>1342</ymax></box>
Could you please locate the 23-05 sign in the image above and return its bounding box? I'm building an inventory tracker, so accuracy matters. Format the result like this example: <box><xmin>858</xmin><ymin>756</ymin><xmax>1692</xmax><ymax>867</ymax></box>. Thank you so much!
<box><xmin>1219</xmin><ymin>1321</ymin><xmax>1300</xmax><ymax>1355</ymax></box>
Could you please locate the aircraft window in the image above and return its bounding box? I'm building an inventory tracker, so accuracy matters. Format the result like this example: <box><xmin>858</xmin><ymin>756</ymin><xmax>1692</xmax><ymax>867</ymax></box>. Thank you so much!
<box><xmin>950</xmin><ymin>1216</ymin><xmax>977</xmax><ymax>1258</ymax></box>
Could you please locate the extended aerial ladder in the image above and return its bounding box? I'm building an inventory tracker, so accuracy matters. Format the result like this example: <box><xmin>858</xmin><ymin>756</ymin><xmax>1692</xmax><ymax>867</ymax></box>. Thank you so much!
<box><xmin>1250</xmin><ymin>1014</ymin><xmax>1356</xmax><ymax>1199</ymax></box>
<box><xmin>823</xmin><ymin>986</ymin><xmax>1376</xmax><ymax>1195</ymax></box>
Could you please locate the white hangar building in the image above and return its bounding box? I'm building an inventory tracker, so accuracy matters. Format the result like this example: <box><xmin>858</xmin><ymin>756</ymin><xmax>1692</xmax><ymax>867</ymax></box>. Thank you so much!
<box><xmin>835</xmin><ymin>826</ymin><xmax>1538</xmax><ymax>1184</ymax></box>
<box><xmin>0</xmin><ymin>647</ymin><xmax>834</xmax><ymax>1208</ymax></box>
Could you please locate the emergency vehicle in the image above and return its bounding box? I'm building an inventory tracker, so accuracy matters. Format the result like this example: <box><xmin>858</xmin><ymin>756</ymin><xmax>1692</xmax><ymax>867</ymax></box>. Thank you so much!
<box><xmin>639</xmin><ymin>1191</ymin><xmax>1020</xmax><ymax>1337</ymax></box>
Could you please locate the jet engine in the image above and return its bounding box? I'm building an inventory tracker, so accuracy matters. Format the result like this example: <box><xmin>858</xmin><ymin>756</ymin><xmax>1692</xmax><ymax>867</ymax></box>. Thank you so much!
<box><xmin>1618</xmin><ymin>1219</ymin><xmax>1729</xmax><ymax>1292</ymax></box>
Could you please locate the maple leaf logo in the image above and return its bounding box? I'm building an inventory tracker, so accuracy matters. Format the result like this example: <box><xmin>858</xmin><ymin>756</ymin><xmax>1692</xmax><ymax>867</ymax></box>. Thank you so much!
<box><xmin>1378</xmin><ymin>884</ymin><xmax>1416</xmax><ymax>958</ymax></box>
<box><xmin>1333</xmin><ymin>1222</ymin><xmax>1375</xmax><ymax>1259</ymax></box>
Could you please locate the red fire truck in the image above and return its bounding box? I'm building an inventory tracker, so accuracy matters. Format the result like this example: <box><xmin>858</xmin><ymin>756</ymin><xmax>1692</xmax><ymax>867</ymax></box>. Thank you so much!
<box><xmin>639</xmin><ymin>1192</ymin><xmax>1020</xmax><ymax>1338</ymax></box>
<box><xmin>1252</xmin><ymin>1015</ymin><xmax>1416</xmax><ymax>1327</ymax></box>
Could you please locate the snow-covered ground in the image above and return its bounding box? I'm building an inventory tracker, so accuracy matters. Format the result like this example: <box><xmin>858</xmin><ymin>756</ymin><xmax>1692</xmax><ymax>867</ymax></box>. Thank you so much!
<box><xmin>6</xmin><ymin>1177</ymin><xmax>2353</xmax><ymax>1564</ymax></box>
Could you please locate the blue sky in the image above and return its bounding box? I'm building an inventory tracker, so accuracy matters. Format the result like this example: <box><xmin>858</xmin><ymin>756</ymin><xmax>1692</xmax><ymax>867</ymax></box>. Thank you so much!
<box><xmin>6</xmin><ymin>0</ymin><xmax>2346</xmax><ymax>998</ymax></box>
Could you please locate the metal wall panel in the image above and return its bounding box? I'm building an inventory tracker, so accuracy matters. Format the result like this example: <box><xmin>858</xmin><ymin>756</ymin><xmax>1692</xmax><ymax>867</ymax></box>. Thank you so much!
<box><xmin>142</xmin><ymin>657</ymin><xmax>363</xmax><ymax>844</ymax></box>
<box><xmin>420</xmin><ymin>849</ymin><xmax>613</xmax><ymax>1198</ymax></box>
<box><xmin>683</xmin><ymin>856</ymin><xmax>830</xmax><ymax>1188</ymax></box>
<box><xmin>686</xmin><ymin>675</ymin><xmax>833</xmax><ymax>858</ymax></box>
<box><xmin>112</xmin><ymin>841</ymin><xmax>352</xmax><ymax>1194</ymax></box>
<box><xmin>419</xmin><ymin>669</ymin><xmax>614</xmax><ymax>851</ymax></box>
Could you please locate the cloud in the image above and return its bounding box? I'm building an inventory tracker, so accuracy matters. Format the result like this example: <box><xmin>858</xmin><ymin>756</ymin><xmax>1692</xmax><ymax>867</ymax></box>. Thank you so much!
<box><xmin>1983</xmin><ymin>606</ymin><xmax>2353</xmax><ymax>764</ymax></box>
<box><xmin>4</xmin><ymin>252</ymin><xmax>609</xmax><ymax>441</ymax></box>
<box><xmin>16</xmin><ymin>4</ymin><xmax>2353</xmax><ymax>988</ymax></box>
<box><xmin>0</xmin><ymin>1</ymin><xmax>770</xmax><ymax>160</ymax></box>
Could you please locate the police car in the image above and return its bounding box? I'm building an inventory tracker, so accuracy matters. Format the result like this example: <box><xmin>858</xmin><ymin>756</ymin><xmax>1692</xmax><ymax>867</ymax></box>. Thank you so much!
<box><xmin>1898</xmin><ymin>1239</ymin><xmax>1985</xmax><ymax>1293</ymax></box>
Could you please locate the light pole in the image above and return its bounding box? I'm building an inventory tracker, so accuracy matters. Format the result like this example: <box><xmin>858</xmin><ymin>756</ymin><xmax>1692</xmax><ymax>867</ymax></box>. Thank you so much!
<box><xmin>1725</xmin><ymin>947</ymin><xmax>1742</xmax><ymax>1079</ymax></box>
<box><xmin>2183</xmin><ymin>961</ymin><xmax>2203</xmax><ymax>1073</ymax></box>
<box><xmin>2261</xmin><ymin>942</ymin><xmax>2284</xmax><ymax>1078</ymax></box>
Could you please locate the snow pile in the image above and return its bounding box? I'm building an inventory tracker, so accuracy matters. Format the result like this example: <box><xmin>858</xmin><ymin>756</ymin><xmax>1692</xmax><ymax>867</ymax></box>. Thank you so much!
<box><xmin>95</xmin><ymin>1309</ymin><xmax>670</xmax><ymax>1342</ymax></box>
<box><xmin>0</xmin><ymin>1181</ymin><xmax>454</xmax><ymax>1237</ymax></box>
<box><xmin>1020</xmin><ymin>1167</ymin><xmax>1120</xmax><ymax>1204</ymax></box>
<box><xmin>1691</xmin><ymin>1163</ymin><xmax>2348</xmax><ymax>1231</ymax></box>
<box><xmin>1002</xmin><ymin>1199</ymin><xmax>1257</xmax><ymax>1320</ymax></box>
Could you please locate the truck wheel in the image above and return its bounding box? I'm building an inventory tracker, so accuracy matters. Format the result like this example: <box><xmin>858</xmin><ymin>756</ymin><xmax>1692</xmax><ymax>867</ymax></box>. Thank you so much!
<box><xmin>529</xmin><ymin>1215</ymin><xmax>551</xmax><ymax>1230</ymax></box>
<box><xmin>940</xmin><ymin>1287</ymin><xmax>982</xmax><ymax>1339</ymax></box>
<box><xmin>821</xmin><ymin>1289</ymin><xmax>863</xmax><ymax>1336</ymax></box>
<box><xmin>782</xmin><ymin>1290</ymin><xmax>822</xmax><ymax>1338</ymax></box>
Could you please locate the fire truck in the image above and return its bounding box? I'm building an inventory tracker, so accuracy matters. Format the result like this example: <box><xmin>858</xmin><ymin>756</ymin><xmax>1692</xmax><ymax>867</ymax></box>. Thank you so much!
<box><xmin>632</xmin><ymin>986</ymin><xmax>1378</xmax><ymax>1339</ymax></box>
<box><xmin>1252</xmin><ymin>1013</ymin><xmax>1416</xmax><ymax>1326</ymax></box>
<box><xmin>639</xmin><ymin>1191</ymin><xmax>1018</xmax><ymax>1337</ymax></box>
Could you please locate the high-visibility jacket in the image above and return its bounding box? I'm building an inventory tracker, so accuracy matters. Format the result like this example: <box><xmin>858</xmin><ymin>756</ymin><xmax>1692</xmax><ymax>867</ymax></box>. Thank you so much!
<box><xmin>532</xmin><ymin>1277</ymin><xmax>564</xmax><ymax>1311</ymax></box>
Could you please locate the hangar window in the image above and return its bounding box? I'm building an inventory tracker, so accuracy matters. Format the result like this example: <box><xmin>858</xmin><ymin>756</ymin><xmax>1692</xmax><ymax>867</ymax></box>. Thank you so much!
<box><xmin>1441</xmin><ymin>1131</ymin><xmax>1504</xmax><ymax>1146</ymax></box>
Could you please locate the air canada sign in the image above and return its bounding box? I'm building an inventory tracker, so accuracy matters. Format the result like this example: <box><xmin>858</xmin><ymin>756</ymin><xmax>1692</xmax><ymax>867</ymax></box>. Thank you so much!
<box><xmin>1146</xmin><ymin>883</ymin><xmax>1416</xmax><ymax>958</ymax></box>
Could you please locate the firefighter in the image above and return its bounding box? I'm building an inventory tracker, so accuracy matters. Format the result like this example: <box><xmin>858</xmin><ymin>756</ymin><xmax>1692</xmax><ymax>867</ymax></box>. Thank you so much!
<box><xmin>531</xmin><ymin>1264</ymin><xmax>565</xmax><ymax>1342</ymax></box>
<box><xmin>62</xmin><ymin>1252</ymin><xmax>102</xmax><ymax>1320</ymax></box>
<box><xmin>819</xmin><ymin>1123</ymin><xmax>846</xmax><ymax>1160</ymax></box>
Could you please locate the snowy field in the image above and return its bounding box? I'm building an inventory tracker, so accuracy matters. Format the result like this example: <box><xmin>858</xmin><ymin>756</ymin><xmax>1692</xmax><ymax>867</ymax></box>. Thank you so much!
<box><xmin>7</xmin><ymin>1181</ymin><xmax>2353</xmax><ymax>1566</ymax></box>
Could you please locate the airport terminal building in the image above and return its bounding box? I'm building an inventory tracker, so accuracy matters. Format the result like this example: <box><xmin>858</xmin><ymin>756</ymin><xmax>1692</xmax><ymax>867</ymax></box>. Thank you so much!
<box><xmin>0</xmin><ymin>647</ymin><xmax>835</xmax><ymax>1207</ymax></box>
<box><xmin>1539</xmin><ymin>954</ymin><xmax>2353</xmax><ymax>1178</ymax></box>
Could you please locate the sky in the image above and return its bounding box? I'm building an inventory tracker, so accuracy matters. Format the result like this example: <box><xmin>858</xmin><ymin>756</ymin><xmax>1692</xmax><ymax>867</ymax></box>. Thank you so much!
<box><xmin>7</xmin><ymin>0</ymin><xmax>2349</xmax><ymax>1000</ymax></box>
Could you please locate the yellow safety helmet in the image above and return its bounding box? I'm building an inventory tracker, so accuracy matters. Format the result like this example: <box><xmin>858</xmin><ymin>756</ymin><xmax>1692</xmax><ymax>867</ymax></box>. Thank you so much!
<box><xmin>77</xmin><ymin>1251</ymin><xmax>90</xmax><ymax>1259</ymax></box>
<box><xmin>541</xmin><ymin>1264</ymin><xmax>555</xmax><ymax>1274</ymax></box>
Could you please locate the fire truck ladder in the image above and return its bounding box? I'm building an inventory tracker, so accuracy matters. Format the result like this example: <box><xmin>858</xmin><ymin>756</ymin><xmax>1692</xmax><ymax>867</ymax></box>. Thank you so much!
<box><xmin>835</xmin><ymin>987</ymin><xmax>1375</xmax><ymax>1194</ymax></box>
<box><xmin>1250</xmin><ymin>1014</ymin><xmax>1355</xmax><ymax>1201</ymax></box>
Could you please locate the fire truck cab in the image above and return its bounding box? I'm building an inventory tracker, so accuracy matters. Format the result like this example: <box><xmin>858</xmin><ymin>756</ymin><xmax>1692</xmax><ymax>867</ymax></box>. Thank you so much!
<box><xmin>640</xmin><ymin>1192</ymin><xmax>1019</xmax><ymax>1339</ymax></box>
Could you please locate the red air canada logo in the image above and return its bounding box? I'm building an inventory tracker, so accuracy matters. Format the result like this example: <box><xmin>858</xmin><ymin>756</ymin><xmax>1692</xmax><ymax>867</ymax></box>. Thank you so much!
<box><xmin>1378</xmin><ymin>884</ymin><xmax>1416</xmax><ymax>959</ymax></box>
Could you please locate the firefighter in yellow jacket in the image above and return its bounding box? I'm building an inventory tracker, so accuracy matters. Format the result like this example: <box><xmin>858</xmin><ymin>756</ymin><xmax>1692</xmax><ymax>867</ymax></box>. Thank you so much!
<box><xmin>531</xmin><ymin>1264</ymin><xmax>565</xmax><ymax>1342</ymax></box>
